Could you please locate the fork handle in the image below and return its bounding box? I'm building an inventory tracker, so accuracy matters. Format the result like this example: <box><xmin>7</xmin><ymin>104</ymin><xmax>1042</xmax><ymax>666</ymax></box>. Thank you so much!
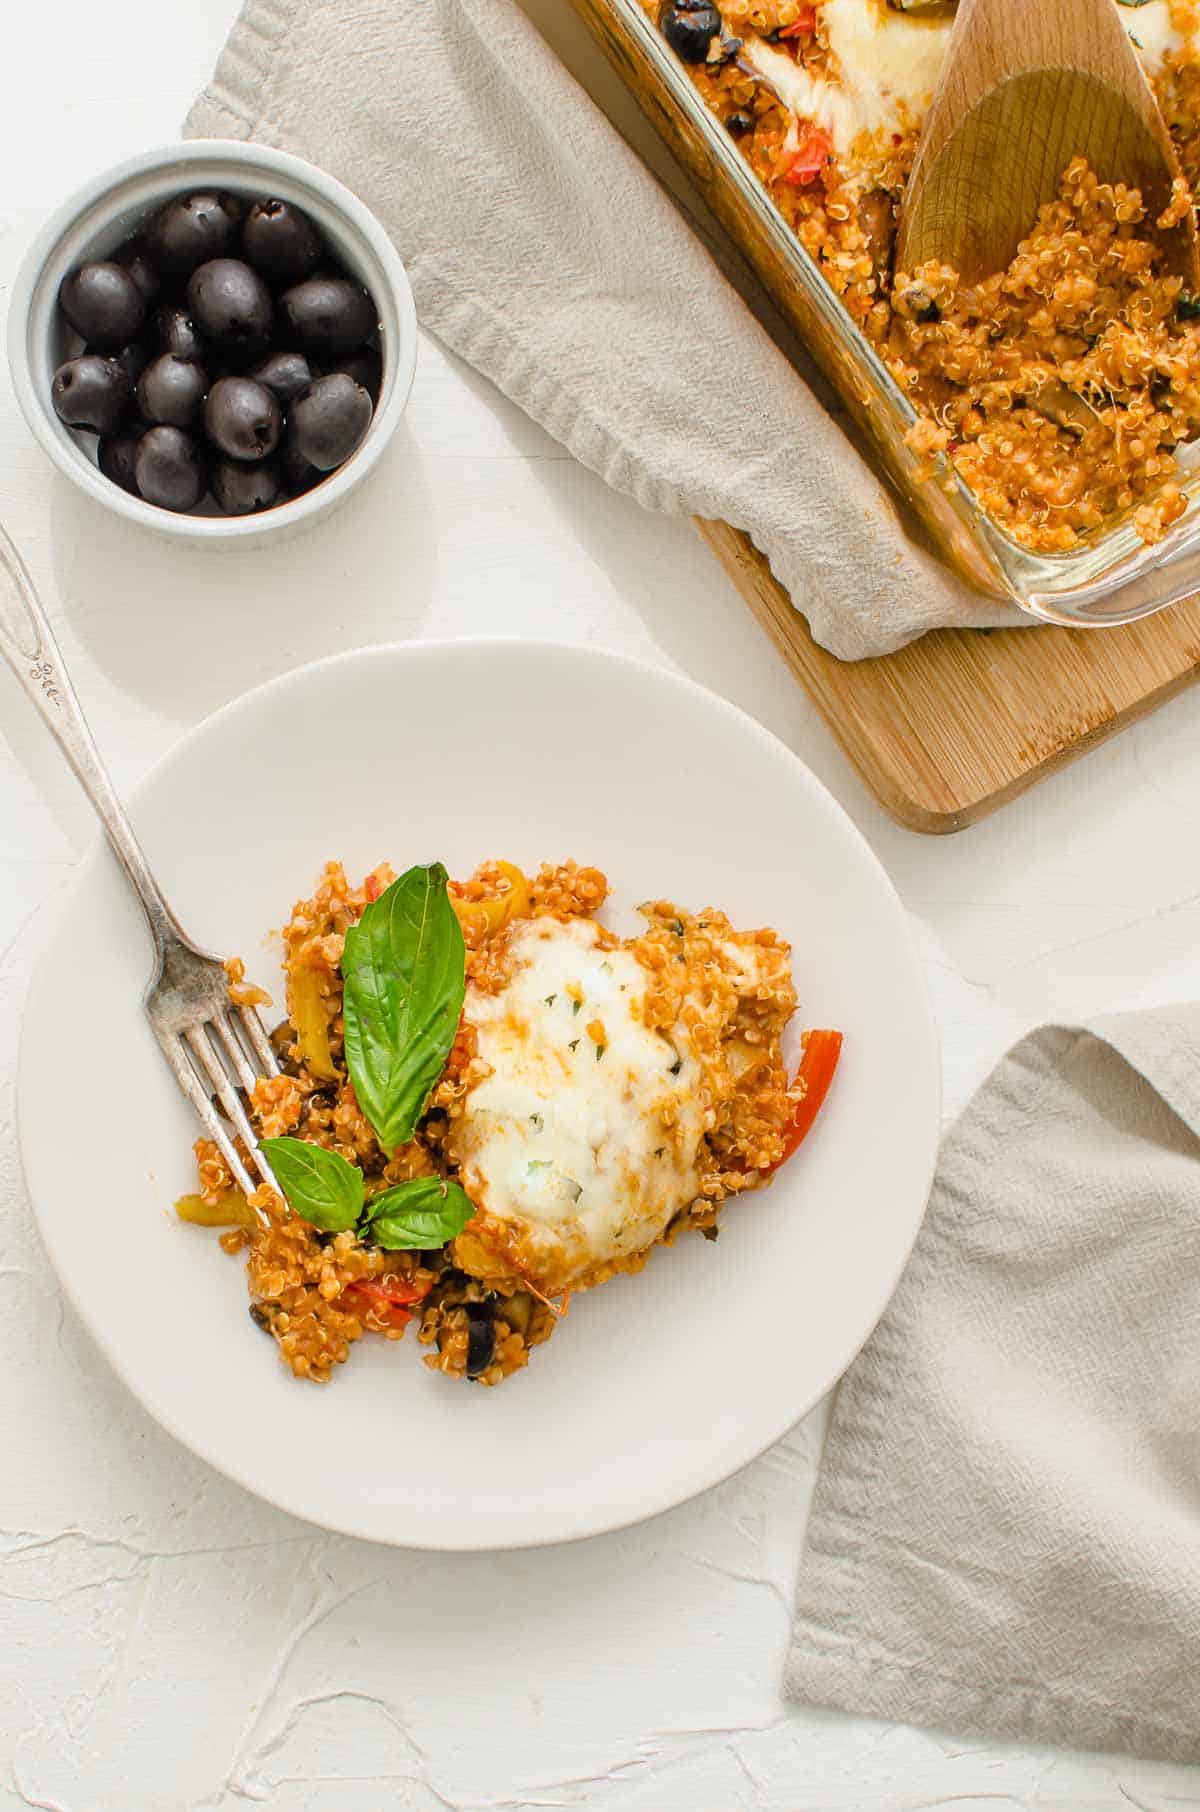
<box><xmin>0</xmin><ymin>522</ymin><xmax>183</xmax><ymax>958</ymax></box>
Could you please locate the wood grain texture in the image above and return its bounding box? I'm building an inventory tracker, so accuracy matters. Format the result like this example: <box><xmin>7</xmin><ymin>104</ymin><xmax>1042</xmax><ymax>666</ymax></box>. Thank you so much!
<box><xmin>898</xmin><ymin>0</ymin><xmax>1197</xmax><ymax>283</ymax></box>
<box><xmin>697</xmin><ymin>520</ymin><xmax>1200</xmax><ymax>833</ymax></box>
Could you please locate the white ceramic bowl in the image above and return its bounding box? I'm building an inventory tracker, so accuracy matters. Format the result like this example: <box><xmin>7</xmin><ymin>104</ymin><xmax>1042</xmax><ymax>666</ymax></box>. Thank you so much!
<box><xmin>7</xmin><ymin>140</ymin><xmax>418</xmax><ymax>542</ymax></box>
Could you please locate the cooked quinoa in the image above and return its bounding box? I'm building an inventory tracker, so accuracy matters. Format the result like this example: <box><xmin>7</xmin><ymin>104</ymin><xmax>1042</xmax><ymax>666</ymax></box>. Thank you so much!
<box><xmin>178</xmin><ymin>858</ymin><xmax>837</xmax><ymax>1387</ymax></box>
<box><xmin>644</xmin><ymin>0</ymin><xmax>1200</xmax><ymax>549</ymax></box>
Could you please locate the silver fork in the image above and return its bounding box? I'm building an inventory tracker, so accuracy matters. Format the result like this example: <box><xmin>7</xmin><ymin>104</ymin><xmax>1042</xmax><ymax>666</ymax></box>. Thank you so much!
<box><xmin>0</xmin><ymin>523</ymin><xmax>279</xmax><ymax>1221</ymax></box>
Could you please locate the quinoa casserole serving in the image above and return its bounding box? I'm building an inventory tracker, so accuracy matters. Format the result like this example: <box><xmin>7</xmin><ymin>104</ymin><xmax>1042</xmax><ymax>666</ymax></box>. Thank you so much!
<box><xmin>644</xmin><ymin>0</ymin><xmax>1200</xmax><ymax>551</ymax></box>
<box><xmin>178</xmin><ymin>859</ymin><xmax>842</xmax><ymax>1386</ymax></box>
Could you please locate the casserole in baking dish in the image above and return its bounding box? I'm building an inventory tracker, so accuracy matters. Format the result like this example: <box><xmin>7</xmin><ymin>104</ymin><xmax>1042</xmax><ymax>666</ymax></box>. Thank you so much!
<box><xmin>573</xmin><ymin>0</ymin><xmax>1200</xmax><ymax>626</ymax></box>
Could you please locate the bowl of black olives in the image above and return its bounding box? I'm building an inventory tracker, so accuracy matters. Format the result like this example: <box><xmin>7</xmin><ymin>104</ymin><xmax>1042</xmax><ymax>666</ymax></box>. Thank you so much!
<box><xmin>8</xmin><ymin>141</ymin><xmax>417</xmax><ymax>540</ymax></box>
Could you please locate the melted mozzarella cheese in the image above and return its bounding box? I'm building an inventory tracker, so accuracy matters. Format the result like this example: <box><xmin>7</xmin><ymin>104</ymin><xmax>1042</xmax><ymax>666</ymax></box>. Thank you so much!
<box><xmin>1126</xmin><ymin>0</ymin><xmax>1187</xmax><ymax>78</ymax></box>
<box><xmin>452</xmin><ymin>917</ymin><xmax>708</xmax><ymax>1290</ymax></box>
<box><xmin>743</xmin><ymin>0</ymin><xmax>1187</xmax><ymax>171</ymax></box>
<box><xmin>742</xmin><ymin>0</ymin><xmax>954</xmax><ymax>164</ymax></box>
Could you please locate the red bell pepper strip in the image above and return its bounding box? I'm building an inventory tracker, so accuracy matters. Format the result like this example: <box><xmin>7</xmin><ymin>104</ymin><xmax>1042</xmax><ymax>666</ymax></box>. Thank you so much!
<box><xmin>343</xmin><ymin>1274</ymin><xmax>432</xmax><ymax>1331</ymax></box>
<box><xmin>784</xmin><ymin>125</ymin><xmax>833</xmax><ymax>185</ymax></box>
<box><xmin>779</xmin><ymin>7</ymin><xmax>816</xmax><ymax>37</ymax></box>
<box><xmin>764</xmin><ymin>1029</ymin><xmax>843</xmax><ymax>1172</ymax></box>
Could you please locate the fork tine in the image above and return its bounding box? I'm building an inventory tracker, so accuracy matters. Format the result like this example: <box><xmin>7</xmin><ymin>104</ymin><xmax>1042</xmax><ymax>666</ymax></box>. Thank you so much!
<box><xmin>183</xmin><ymin>1024</ymin><xmax>280</xmax><ymax>1200</ymax></box>
<box><xmin>159</xmin><ymin>1027</ymin><xmax>259</xmax><ymax>1200</ymax></box>
<box><xmin>236</xmin><ymin>1003</ymin><xmax>281</xmax><ymax>1079</ymax></box>
<box><xmin>211</xmin><ymin>1010</ymin><xmax>259</xmax><ymax>1096</ymax></box>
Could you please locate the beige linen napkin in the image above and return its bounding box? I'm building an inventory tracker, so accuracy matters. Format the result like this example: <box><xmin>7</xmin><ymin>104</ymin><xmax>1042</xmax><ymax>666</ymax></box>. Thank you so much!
<box><xmin>786</xmin><ymin>1007</ymin><xmax>1200</xmax><ymax>1763</ymax></box>
<box><xmin>185</xmin><ymin>0</ymin><xmax>1020</xmax><ymax>660</ymax></box>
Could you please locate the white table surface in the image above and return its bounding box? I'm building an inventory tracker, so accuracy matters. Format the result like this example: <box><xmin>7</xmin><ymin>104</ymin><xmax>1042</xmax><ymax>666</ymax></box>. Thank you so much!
<box><xmin>4</xmin><ymin>4</ymin><xmax>1200</xmax><ymax>1808</ymax></box>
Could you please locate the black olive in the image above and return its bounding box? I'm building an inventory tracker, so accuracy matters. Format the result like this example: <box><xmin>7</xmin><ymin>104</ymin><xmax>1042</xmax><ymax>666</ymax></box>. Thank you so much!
<box><xmin>249</xmin><ymin>1302</ymin><xmax>273</xmax><ymax>1333</ymax></box>
<box><xmin>203</xmin><ymin>376</ymin><xmax>282</xmax><ymax>461</ymax></box>
<box><xmin>188</xmin><ymin>258</ymin><xmax>273</xmax><ymax>356</ymax></box>
<box><xmin>154</xmin><ymin>305</ymin><xmax>205</xmax><ymax>359</ymax></box>
<box><xmin>242</xmin><ymin>198</ymin><xmax>324</xmax><ymax>285</ymax></box>
<box><xmin>278</xmin><ymin>276</ymin><xmax>377</xmax><ymax>358</ymax></box>
<box><xmin>113</xmin><ymin>236</ymin><xmax>162</xmax><ymax>307</ymax></box>
<box><xmin>1178</xmin><ymin>292</ymin><xmax>1200</xmax><ymax>321</ymax></box>
<box><xmin>726</xmin><ymin>110</ymin><xmax>755</xmax><ymax>138</ymax></box>
<box><xmin>134</xmin><ymin>425</ymin><xmax>207</xmax><ymax>512</ymax></box>
<box><xmin>211</xmin><ymin>455</ymin><xmax>283</xmax><ymax>515</ymax></box>
<box><xmin>248</xmin><ymin>349</ymin><xmax>315</xmax><ymax>406</ymax></box>
<box><xmin>659</xmin><ymin>0</ymin><xmax>721</xmax><ymax>62</ymax></box>
<box><xmin>289</xmin><ymin>372</ymin><xmax>372</xmax><ymax>471</ymax></box>
<box><xmin>137</xmin><ymin>353</ymin><xmax>209</xmax><ymax>429</ymax></box>
<box><xmin>59</xmin><ymin>262</ymin><xmax>146</xmax><ymax>353</ymax></box>
<box><xmin>465</xmin><ymin>1301</ymin><xmax>497</xmax><ymax>1379</ymax></box>
<box><xmin>97</xmin><ymin>432</ymin><xmax>142</xmax><ymax>496</ymax></box>
<box><xmin>105</xmin><ymin>340</ymin><xmax>150</xmax><ymax>385</ymax></box>
<box><xmin>149</xmin><ymin>192</ymin><xmax>242</xmax><ymax>275</ymax></box>
<box><xmin>51</xmin><ymin>355</ymin><xmax>132</xmax><ymax>434</ymax></box>
<box><xmin>326</xmin><ymin>344</ymin><xmax>382</xmax><ymax>404</ymax></box>
<box><xmin>279</xmin><ymin>431</ymin><xmax>323</xmax><ymax>496</ymax></box>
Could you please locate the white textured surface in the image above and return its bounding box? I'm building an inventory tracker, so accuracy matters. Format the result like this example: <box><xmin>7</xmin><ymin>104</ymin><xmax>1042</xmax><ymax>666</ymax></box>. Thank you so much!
<box><xmin>2</xmin><ymin>3</ymin><xmax>1200</xmax><ymax>1807</ymax></box>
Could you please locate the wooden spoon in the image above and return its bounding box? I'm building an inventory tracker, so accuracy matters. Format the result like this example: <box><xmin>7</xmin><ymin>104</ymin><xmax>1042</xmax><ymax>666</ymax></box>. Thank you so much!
<box><xmin>896</xmin><ymin>0</ymin><xmax>1199</xmax><ymax>286</ymax></box>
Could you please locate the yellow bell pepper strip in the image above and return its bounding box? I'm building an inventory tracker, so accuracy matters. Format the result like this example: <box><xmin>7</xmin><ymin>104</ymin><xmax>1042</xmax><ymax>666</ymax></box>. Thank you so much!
<box><xmin>289</xmin><ymin>966</ymin><xmax>339</xmax><ymax>1082</ymax></box>
<box><xmin>452</xmin><ymin>861</ymin><xmax>532</xmax><ymax>943</ymax></box>
<box><xmin>175</xmin><ymin>1191</ymin><xmax>259</xmax><ymax>1230</ymax></box>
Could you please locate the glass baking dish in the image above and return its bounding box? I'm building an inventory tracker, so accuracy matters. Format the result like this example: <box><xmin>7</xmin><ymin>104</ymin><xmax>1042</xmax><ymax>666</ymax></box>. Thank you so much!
<box><xmin>569</xmin><ymin>0</ymin><xmax>1200</xmax><ymax>628</ymax></box>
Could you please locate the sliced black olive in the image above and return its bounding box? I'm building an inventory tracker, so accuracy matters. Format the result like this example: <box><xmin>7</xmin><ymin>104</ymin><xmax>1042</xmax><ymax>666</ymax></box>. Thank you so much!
<box><xmin>726</xmin><ymin>110</ymin><xmax>755</xmax><ymax>138</ymax></box>
<box><xmin>659</xmin><ymin>0</ymin><xmax>721</xmax><ymax>63</ymax></box>
<box><xmin>465</xmin><ymin>1301</ymin><xmax>496</xmax><ymax>1379</ymax></box>
<box><xmin>1178</xmin><ymin>293</ymin><xmax>1200</xmax><ymax>321</ymax></box>
<box><xmin>299</xmin><ymin>1087</ymin><xmax>335</xmax><ymax>1132</ymax></box>
<box><xmin>895</xmin><ymin>277</ymin><xmax>941</xmax><ymax>324</ymax></box>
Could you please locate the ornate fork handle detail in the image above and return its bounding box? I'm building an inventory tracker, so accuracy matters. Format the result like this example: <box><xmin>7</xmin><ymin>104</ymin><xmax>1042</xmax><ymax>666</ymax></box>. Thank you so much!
<box><xmin>0</xmin><ymin>521</ymin><xmax>184</xmax><ymax>964</ymax></box>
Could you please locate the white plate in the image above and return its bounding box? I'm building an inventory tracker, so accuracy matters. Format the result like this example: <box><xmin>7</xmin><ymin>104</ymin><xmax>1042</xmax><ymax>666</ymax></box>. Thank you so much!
<box><xmin>18</xmin><ymin>640</ymin><xmax>939</xmax><ymax>1549</ymax></box>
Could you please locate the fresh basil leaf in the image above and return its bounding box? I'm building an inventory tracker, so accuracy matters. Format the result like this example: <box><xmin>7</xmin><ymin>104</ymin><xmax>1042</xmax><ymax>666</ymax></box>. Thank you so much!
<box><xmin>260</xmin><ymin>1136</ymin><xmax>364</xmax><ymax>1231</ymax></box>
<box><xmin>362</xmin><ymin>1175</ymin><xmax>476</xmax><ymax>1250</ymax></box>
<box><xmin>341</xmin><ymin>863</ymin><xmax>466</xmax><ymax>1152</ymax></box>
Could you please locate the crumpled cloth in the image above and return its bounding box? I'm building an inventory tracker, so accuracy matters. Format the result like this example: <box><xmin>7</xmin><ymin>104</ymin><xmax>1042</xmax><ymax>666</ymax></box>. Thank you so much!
<box><xmin>186</xmin><ymin>0</ymin><xmax>1020</xmax><ymax>659</ymax></box>
<box><xmin>786</xmin><ymin>1005</ymin><xmax>1200</xmax><ymax>1763</ymax></box>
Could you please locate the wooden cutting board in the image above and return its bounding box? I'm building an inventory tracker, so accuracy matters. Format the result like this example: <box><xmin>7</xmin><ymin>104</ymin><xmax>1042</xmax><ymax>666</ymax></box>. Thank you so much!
<box><xmin>698</xmin><ymin>520</ymin><xmax>1200</xmax><ymax>833</ymax></box>
<box><xmin>529</xmin><ymin>0</ymin><xmax>1200</xmax><ymax>834</ymax></box>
